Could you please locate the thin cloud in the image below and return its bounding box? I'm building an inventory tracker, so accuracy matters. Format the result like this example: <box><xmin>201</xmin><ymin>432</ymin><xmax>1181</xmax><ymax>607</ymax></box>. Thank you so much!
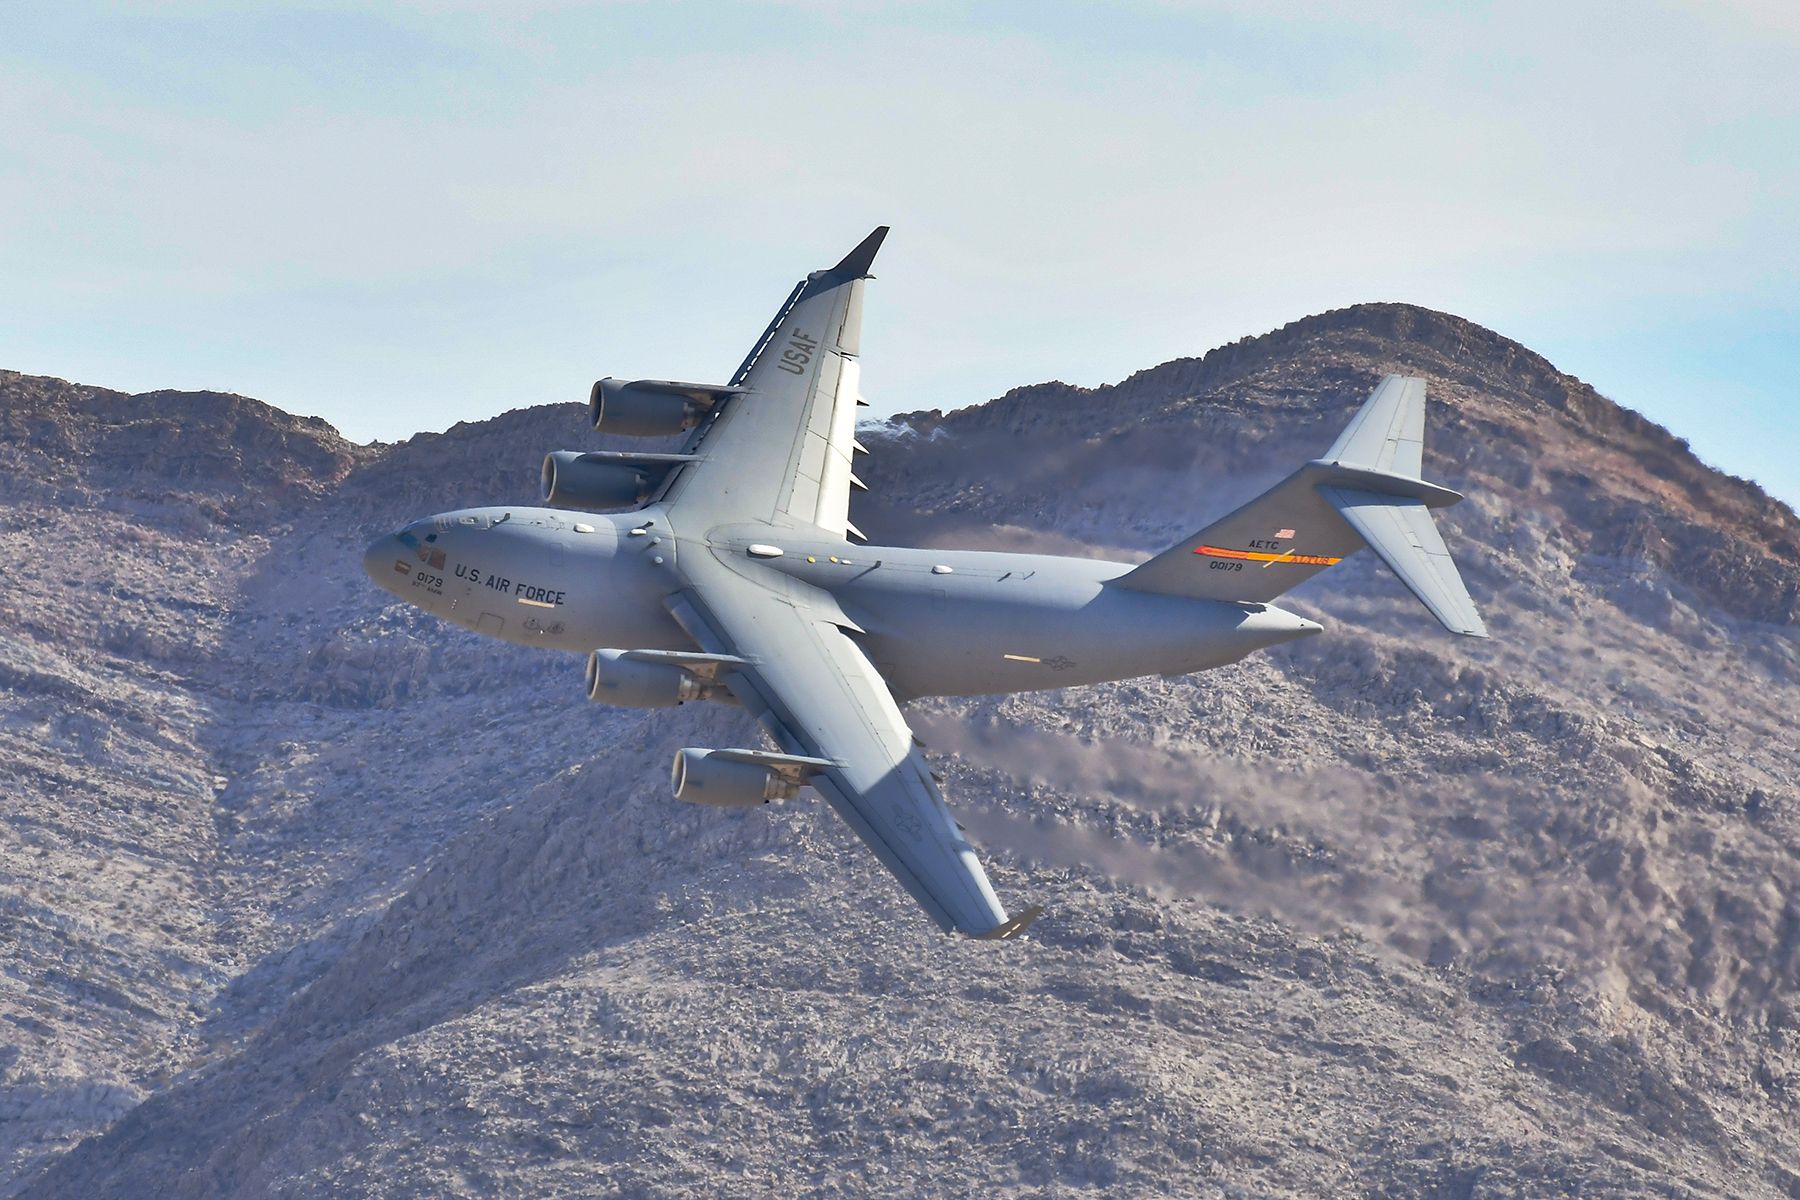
<box><xmin>1</xmin><ymin>3</ymin><xmax>1794</xmax><ymax>501</ymax></box>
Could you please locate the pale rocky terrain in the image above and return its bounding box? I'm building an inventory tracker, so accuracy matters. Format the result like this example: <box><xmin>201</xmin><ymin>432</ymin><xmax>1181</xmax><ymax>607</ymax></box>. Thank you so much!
<box><xmin>1</xmin><ymin>302</ymin><xmax>1796</xmax><ymax>1197</ymax></box>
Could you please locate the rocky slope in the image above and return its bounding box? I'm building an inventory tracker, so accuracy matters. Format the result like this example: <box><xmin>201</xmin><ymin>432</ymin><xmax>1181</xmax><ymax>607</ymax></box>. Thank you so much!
<box><xmin>0</xmin><ymin>305</ymin><xmax>1796</xmax><ymax>1198</ymax></box>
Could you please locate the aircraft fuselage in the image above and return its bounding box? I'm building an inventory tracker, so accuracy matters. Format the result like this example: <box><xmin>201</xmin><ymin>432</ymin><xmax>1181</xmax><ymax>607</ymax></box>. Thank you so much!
<box><xmin>364</xmin><ymin>504</ymin><xmax>1321</xmax><ymax>700</ymax></box>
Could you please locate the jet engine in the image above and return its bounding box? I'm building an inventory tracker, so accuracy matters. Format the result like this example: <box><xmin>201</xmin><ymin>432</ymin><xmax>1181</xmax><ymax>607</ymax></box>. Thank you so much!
<box><xmin>542</xmin><ymin>451</ymin><xmax>656</xmax><ymax>510</ymax></box>
<box><xmin>670</xmin><ymin>749</ymin><xmax>799</xmax><ymax>807</ymax></box>
<box><xmin>670</xmin><ymin>747</ymin><xmax>835</xmax><ymax>808</ymax></box>
<box><xmin>589</xmin><ymin>378</ymin><xmax>740</xmax><ymax>437</ymax></box>
<box><xmin>585</xmin><ymin>649</ymin><xmax>718</xmax><ymax>707</ymax></box>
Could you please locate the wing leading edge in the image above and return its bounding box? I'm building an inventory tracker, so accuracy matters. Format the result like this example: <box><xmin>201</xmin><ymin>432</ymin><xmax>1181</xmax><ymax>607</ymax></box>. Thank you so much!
<box><xmin>663</xmin><ymin>228</ymin><xmax>885</xmax><ymax>538</ymax></box>
<box><xmin>666</xmin><ymin>553</ymin><xmax>1035</xmax><ymax>939</ymax></box>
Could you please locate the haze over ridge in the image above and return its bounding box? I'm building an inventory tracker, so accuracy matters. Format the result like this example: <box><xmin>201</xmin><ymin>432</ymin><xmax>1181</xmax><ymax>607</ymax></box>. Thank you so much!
<box><xmin>1</xmin><ymin>300</ymin><xmax>1797</xmax><ymax>1197</ymax></box>
<box><xmin>7</xmin><ymin>3</ymin><xmax>1797</xmax><ymax>508</ymax></box>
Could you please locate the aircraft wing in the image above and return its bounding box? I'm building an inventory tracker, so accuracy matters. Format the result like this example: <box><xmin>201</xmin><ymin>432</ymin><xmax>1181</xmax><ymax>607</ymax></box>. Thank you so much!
<box><xmin>666</xmin><ymin>555</ymin><xmax>1040</xmax><ymax>939</ymax></box>
<box><xmin>660</xmin><ymin>228</ymin><xmax>884</xmax><ymax>537</ymax></box>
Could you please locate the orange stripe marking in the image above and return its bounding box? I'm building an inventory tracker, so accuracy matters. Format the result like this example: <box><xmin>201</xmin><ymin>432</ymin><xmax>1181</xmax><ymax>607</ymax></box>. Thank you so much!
<box><xmin>1193</xmin><ymin>544</ymin><xmax>1341</xmax><ymax>566</ymax></box>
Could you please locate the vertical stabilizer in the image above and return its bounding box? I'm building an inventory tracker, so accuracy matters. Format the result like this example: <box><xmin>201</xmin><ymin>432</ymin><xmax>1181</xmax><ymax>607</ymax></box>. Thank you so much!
<box><xmin>1324</xmin><ymin>375</ymin><xmax>1425</xmax><ymax>477</ymax></box>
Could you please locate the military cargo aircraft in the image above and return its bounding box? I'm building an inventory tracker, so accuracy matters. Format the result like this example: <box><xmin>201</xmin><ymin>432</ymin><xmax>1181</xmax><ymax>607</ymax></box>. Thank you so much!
<box><xmin>364</xmin><ymin>228</ymin><xmax>1486</xmax><ymax>939</ymax></box>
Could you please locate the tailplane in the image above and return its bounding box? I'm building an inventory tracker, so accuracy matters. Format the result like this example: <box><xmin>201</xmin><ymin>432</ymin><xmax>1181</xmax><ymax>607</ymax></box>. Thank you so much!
<box><xmin>1119</xmin><ymin>375</ymin><xmax>1487</xmax><ymax>638</ymax></box>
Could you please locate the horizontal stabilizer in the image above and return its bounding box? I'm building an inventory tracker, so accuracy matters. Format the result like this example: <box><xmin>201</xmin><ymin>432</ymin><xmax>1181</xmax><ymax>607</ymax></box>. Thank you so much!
<box><xmin>1321</xmin><ymin>488</ymin><xmax>1488</xmax><ymax>637</ymax></box>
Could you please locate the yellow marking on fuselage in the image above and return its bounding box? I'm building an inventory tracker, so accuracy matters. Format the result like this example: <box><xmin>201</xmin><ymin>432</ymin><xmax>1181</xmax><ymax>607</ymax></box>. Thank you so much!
<box><xmin>1002</xmin><ymin>653</ymin><xmax>1042</xmax><ymax>663</ymax></box>
<box><xmin>1261</xmin><ymin>547</ymin><xmax>1298</xmax><ymax>569</ymax></box>
<box><xmin>1193</xmin><ymin>544</ymin><xmax>1341</xmax><ymax>566</ymax></box>
<box><xmin>517</xmin><ymin>597</ymin><xmax>558</xmax><ymax>609</ymax></box>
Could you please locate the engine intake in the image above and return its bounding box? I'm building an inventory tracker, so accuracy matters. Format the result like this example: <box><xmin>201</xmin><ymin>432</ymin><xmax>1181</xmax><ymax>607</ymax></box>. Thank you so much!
<box><xmin>670</xmin><ymin>748</ymin><xmax>796</xmax><ymax>807</ymax></box>
<box><xmin>586</xmin><ymin>649</ymin><xmax>716</xmax><ymax>708</ymax></box>
<box><xmin>589</xmin><ymin>378</ymin><xmax>739</xmax><ymax>437</ymax></box>
<box><xmin>542</xmin><ymin>451</ymin><xmax>656</xmax><ymax>510</ymax></box>
<box><xmin>670</xmin><ymin>747</ymin><xmax>835</xmax><ymax>808</ymax></box>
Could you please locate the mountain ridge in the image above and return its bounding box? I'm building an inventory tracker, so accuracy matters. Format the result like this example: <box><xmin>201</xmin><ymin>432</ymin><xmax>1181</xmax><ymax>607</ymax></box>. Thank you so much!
<box><xmin>1</xmin><ymin>303</ymin><xmax>1797</xmax><ymax>1197</ymax></box>
<box><xmin>898</xmin><ymin>303</ymin><xmax>1796</xmax><ymax>558</ymax></box>
<box><xmin>9</xmin><ymin>300</ymin><xmax>1795</xmax><ymax>542</ymax></box>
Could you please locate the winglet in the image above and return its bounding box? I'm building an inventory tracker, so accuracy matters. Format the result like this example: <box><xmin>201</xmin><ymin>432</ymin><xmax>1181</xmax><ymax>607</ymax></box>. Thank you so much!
<box><xmin>831</xmin><ymin>226</ymin><xmax>889</xmax><ymax>278</ymax></box>
<box><xmin>967</xmin><ymin>904</ymin><xmax>1045</xmax><ymax>941</ymax></box>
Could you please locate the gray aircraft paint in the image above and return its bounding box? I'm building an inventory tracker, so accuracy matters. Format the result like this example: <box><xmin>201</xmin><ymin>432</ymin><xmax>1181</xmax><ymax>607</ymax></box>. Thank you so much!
<box><xmin>364</xmin><ymin>228</ymin><xmax>1486</xmax><ymax>938</ymax></box>
<box><xmin>367</xmin><ymin>508</ymin><xmax>690</xmax><ymax>654</ymax></box>
<box><xmin>368</xmin><ymin>519</ymin><xmax>1321</xmax><ymax>696</ymax></box>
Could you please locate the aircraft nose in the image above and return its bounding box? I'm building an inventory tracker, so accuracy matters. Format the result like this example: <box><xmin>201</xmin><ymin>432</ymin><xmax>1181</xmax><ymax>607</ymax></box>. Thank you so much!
<box><xmin>364</xmin><ymin>533</ymin><xmax>403</xmax><ymax>589</ymax></box>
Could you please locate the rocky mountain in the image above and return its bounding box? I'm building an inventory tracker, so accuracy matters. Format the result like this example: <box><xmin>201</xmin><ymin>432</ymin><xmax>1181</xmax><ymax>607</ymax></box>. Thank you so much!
<box><xmin>1</xmin><ymin>302</ymin><xmax>1796</xmax><ymax>1198</ymax></box>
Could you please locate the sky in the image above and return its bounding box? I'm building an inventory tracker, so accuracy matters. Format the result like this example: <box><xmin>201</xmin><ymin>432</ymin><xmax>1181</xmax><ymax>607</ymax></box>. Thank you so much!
<box><xmin>3</xmin><ymin>1</ymin><xmax>1797</xmax><ymax>508</ymax></box>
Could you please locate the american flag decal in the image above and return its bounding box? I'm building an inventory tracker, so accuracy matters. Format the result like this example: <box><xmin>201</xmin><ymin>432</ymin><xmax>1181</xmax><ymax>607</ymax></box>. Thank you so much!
<box><xmin>1274</xmin><ymin>528</ymin><xmax>1296</xmax><ymax>540</ymax></box>
<box><xmin>393</xmin><ymin>559</ymin><xmax>412</xmax><ymax>575</ymax></box>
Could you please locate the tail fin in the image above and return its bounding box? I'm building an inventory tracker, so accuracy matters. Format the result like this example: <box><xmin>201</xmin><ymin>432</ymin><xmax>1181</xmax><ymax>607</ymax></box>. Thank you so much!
<box><xmin>1325</xmin><ymin>375</ymin><xmax>1425</xmax><ymax>476</ymax></box>
<box><xmin>1118</xmin><ymin>375</ymin><xmax>1488</xmax><ymax>638</ymax></box>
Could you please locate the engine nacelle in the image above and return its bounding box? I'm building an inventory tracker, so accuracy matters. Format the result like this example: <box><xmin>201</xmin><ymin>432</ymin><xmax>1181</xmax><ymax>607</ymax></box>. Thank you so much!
<box><xmin>585</xmin><ymin>649</ymin><xmax>716</xmax><ymax>708</ymax></box>
<box><xmin>542</xmin><ymin>451</ymin><xmax>655</xmax><ymax>510</ymax></box>
<box><xmin>670</xmin><ymin>748</ymin><xmax>799</xmax><ymax>808</ymax></box>
<box><xmin>590</xmin><ymin>378</ymin><xmax>711</xmax><ymax>437</ymax></box>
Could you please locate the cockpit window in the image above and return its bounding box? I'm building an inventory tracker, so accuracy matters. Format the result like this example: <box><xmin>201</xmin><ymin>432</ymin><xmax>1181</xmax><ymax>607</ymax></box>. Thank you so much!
<box><xmin>396</xmin><ymin>521</ymin><xmax>445</xmax><ymax>567</ymax></box>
